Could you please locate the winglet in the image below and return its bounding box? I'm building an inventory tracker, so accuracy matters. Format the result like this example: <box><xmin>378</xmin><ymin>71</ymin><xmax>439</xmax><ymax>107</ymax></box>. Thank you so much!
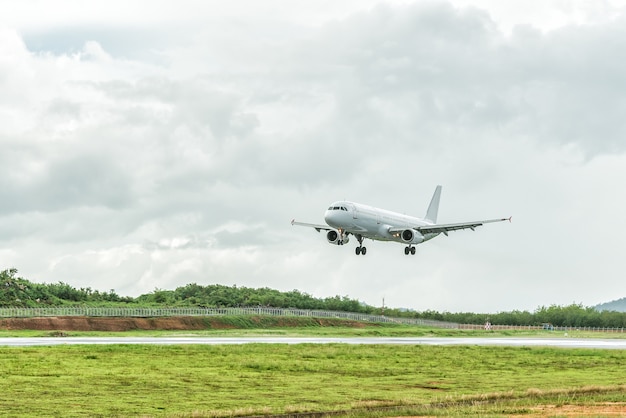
<box><xmin>291</xmin><ymin>219</ymin><xmax>295</xmax><ymax>226</ymax></box>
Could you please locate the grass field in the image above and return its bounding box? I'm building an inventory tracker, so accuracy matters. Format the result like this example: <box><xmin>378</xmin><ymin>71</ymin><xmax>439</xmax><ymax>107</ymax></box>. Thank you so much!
<box><xmin>0</xmin><ymin>332</ymin><xmax>625</xmax><ymax>417</ymax></box>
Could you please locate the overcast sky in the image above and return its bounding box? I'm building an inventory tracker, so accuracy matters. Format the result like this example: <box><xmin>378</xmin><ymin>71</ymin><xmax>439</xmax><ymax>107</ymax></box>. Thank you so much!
<box><xmin>1</xmin><ymin>0</ymin><xmax>626</xmax><ymax>312</ymax></box>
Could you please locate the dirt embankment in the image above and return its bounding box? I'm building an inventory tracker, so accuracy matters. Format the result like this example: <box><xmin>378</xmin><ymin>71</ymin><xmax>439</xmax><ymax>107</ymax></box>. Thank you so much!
<box><xmin>0</xmin><ymin>317</ymin><xmax>211</xmax><ymax>332</ymax></box>
<box><xmin>0</xmin><ymin>316</ymin><xmax>370</xmax><ymax>332</ymax></box>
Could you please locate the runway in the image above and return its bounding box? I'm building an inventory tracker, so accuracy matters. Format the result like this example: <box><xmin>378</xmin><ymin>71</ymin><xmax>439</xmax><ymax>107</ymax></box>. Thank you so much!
<box><xmin>1</xmin><ymin>336</ymin><xmax>625</xmax><ymax>349</ymax></box>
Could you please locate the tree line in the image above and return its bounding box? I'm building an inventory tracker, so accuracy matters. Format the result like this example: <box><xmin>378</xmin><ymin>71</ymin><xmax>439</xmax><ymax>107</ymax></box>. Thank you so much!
<box><xmin>407</xmin><ymin>305</ymin><xmax>626</xmax><ymax>328</ymax></box>
<box><xmin>0</xmin><ymin>268</ymin><xmax>132</xmax><ymax>305</ymax></box>
<box><xmin>2</xmin><ymin>268</ymin><xmax>625</xmax><ymax>328</ymax></box>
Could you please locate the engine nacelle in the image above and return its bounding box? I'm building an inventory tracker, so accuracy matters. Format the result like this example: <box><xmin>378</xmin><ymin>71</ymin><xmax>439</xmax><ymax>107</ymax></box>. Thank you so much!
<box><xmin>327</xmin><ymin>230</ymin><xmax>349</xmax><ymax>245</ymax></box>
<box><xmin>401</xmin><ymin>229</ymin><xmax>424</xmax><ymax>244</ymax></box>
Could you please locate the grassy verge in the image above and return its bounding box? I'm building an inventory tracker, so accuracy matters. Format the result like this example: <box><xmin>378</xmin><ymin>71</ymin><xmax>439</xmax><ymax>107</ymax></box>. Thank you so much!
<box><xmin>0</xmin><ymin>344</ymin><xmax>624</xmax><ymax>417</ymax></box>
<box><xmin>0</xmin><ymin>323</ymin><xmax>624</xmax><ymax>338</ymax></box>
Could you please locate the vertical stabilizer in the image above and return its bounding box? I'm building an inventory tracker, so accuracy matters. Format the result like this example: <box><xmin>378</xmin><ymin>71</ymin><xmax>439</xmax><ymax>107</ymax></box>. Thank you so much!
<box><xmin>424</xmin><ymin>185</ymin><xmax>442</xmax><ymax>224</ymax></box>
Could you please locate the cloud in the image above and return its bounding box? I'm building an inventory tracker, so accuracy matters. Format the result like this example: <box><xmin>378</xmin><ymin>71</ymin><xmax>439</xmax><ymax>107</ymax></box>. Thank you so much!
<box><xmin>1</xmin><ymin>1</ymin><xmax>626</xmax><ymax>312</ymax></box>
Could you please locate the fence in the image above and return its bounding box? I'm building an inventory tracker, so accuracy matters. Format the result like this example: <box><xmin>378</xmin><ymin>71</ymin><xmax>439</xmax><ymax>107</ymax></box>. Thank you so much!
<box><xmin>1</xmin><ymin>307</ymin><xmax>624</xmax><ymax>332</ymax></box>
<box><xmin>0</xmin><ymin>306</ymin><xmax>458</xmax><ymax>328</ymax></box>
<box><xmin>458</xmin><ymin>323</ymin><xmax>626</xmax><ymax>333</ymax></box>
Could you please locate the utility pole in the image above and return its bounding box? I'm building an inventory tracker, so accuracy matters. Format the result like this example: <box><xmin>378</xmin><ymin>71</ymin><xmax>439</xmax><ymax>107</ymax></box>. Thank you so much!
<box><xmin>381</xmin><ymin>297</ymin><xmax>385</xmax><ymax>316</ymax></box>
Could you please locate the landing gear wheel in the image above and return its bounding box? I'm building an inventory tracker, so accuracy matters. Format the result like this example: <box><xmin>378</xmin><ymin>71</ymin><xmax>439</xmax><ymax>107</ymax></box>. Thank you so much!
<box><xmin>355</xmin><ymin>235</ymin><xmax>366</xmax><ymax>256</ymax></box>
<box><xmin>411</xmin><ymin>247</ymin><xmax>416</xmax><ymax>255</ymax></box>
<box><xmin>404</xmin><ymin>247</ymin><xmax>410</xmax><ymax>255</ymax></box>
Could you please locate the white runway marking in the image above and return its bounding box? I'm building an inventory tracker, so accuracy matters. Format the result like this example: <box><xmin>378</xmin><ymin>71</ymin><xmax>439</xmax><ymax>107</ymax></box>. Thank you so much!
<box><xmin>0</xmin><ymin>337</ymin><xmax>625</xmax><ymax>349</ymax></box>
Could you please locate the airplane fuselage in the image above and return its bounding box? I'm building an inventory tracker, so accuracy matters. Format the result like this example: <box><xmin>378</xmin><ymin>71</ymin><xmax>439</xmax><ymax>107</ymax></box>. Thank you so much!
<box><xmin>324</xmin><ymin>201</ymin><xmax>440</xmax><ymax>244</ymax></box>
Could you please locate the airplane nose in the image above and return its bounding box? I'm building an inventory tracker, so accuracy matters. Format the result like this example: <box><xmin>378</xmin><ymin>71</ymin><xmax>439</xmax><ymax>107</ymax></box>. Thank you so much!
<box><xmin>324</xmin><ymin>209</ymin><xmax>341</xmax><ymax>228</ymax></box>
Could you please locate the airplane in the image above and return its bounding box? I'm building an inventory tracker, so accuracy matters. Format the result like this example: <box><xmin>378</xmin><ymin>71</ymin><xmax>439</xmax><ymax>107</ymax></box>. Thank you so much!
<box><xmin>291</xmin><ymin>185</ymin><xmax>510</xmax><ymax>256</ymax></box>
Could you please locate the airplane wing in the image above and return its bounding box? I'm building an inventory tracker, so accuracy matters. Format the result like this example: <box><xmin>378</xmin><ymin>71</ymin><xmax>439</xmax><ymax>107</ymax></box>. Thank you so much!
<box><xmin>415</xmin><ymin>217</ymin><xmax>511</xmax><ymax>236</ymax></box>
<box><xmin>291</xmin><ymin>219</ymin><xmax>335</xmax><ymax>232</ymax></box>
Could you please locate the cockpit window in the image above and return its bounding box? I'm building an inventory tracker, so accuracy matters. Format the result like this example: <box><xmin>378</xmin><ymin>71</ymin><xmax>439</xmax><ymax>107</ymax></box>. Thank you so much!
<box><xmin>328</xmin><ymin>206</ymin><xmax>349</xmax><ymax>211</ymax></box>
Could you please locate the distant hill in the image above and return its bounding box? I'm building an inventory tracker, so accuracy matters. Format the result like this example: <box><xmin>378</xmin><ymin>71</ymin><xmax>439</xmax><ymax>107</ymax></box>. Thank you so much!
<box><xmin>595</xmin><ymin>297</ymin><xmax>626</xmax><ymax>312</ymax></box>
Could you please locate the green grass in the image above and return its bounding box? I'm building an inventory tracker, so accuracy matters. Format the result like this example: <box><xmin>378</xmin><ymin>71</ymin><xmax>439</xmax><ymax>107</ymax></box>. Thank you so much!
<box><xmin>0</xmin><ymin>343</ymin><xmax>624</xmax><ymax>417</ymax></box>
<box><xmin>1</xmin><ymin>322</ymin><xmax>625</xmax><ymax>338</ymax></box>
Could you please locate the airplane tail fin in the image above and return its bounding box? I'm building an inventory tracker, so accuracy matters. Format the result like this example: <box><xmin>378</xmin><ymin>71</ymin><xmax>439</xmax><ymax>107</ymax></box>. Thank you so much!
<box><xmin>424</xmin><ymin>185</ymin><xmax>442</xmax><ymax>224</ymax></box>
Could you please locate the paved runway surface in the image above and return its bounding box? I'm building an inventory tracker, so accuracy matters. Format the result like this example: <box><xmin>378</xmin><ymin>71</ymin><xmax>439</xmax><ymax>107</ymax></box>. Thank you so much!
<box><xmin>1</xmin><ymin>336</ymin><xmax>625</xmax><ymax>349</ymax></box>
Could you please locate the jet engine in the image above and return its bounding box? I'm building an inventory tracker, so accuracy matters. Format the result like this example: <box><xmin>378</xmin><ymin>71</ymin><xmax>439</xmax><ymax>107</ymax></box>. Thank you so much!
<box><xmin>401</xmin><ymin>229</ymin><xmax>424</xmax><ymax>244</ymax></box>
<box><xmin>327</xmin><ymin>230</ymin><xmax>349</xmax><ymax>245</ymax></box>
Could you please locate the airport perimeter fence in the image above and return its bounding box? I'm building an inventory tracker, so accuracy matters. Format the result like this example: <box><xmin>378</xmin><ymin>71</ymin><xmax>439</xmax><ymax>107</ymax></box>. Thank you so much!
<box><xmin>458</xmin><ymin>323</ymin><xmax>626</xmax><ymax>333</ymax></box>
<box><xmin>0</xmin><ymin>306</ymin><xmax>458</xmax><ymax>329</ymax></box>
<box><xmin>1</xmin><ymin>307</ymin><xmax>624</xmax><ymax>332</ymax></box>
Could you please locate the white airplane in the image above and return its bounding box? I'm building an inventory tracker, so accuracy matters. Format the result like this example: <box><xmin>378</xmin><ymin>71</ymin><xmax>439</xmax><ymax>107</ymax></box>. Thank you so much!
<box><xmin>291</xmin><ymin>185</ymin><xmax>510</xmax><ymax>256</ymax></box>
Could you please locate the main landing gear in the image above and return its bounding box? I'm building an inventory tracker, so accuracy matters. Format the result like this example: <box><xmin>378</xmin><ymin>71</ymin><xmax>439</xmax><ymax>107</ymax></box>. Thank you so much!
<box><xmin>355</xmin><ymin>234</ymin><xmax>367</xmax><ymax>256</ymax></box>
<box><xmin>404</xmin><ymin>246</ymin><xmax>416</xmax><ymax>255</ymax></box>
